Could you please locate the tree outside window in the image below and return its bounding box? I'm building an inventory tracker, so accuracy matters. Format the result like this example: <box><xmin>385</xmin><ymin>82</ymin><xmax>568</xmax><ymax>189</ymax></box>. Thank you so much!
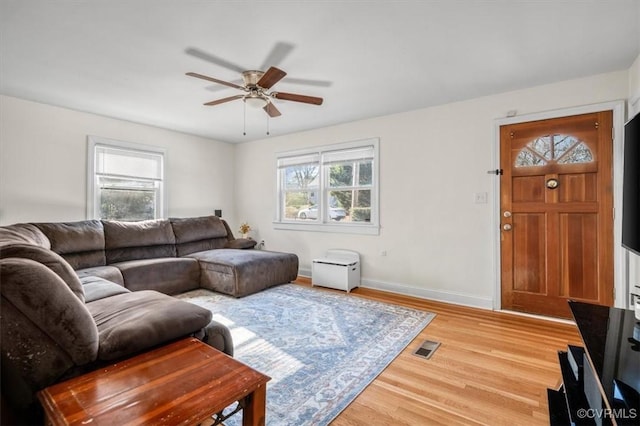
<box><xmin>328</xmin><ymin>161</ymin><xmax>372</xmax><ymax>222</ymax></box>
<box><xmin>282</xmin><ymin>164</ymin><xmax>320</xmax><ymax>220</ymax></box>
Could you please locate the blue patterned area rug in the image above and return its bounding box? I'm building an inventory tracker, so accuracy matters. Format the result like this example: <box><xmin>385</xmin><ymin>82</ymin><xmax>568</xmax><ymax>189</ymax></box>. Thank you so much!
<box><xmin>177</xmin><ymin>284</ymin><xmax>435</xmax><ymax>426</ymax></box>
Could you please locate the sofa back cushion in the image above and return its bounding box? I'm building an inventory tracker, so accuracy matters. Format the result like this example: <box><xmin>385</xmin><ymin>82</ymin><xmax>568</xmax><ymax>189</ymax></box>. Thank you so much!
<box><xmin>0</xmin><ymin>223</ymin><xmax>51</xmax><ymax>249</ymax></box>
<box><xmin>170</xmin><ymin>216</ymin><xmax>229</xmax><ymax>256</ymax></box>
<box><xmin>103</xmin><ymin>219</ymin><xmax>176</xmax><ymax>263</ymax></box>
<box><xmin>35</xmin><ymin>220</ymin><xmax>106</xmax><ymax>270</ymax></box>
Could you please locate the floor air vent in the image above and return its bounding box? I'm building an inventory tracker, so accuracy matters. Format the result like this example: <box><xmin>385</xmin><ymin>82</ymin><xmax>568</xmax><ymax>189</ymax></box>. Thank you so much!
<box><xmin>413</xmin><ymin>340</ymin><xmax>441</xmax><ymax>360</ymax></box>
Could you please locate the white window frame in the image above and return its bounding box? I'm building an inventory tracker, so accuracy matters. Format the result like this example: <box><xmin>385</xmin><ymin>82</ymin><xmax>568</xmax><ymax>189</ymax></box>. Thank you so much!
<box><xmin>87</xmin><ymin>136</ymin><xmax>167</xmax><ymax>220</ymax></box>
<box><xmin>274</xmin><ymin>138</ymin><xmax>380</xmax><ymax>235</ymax></box>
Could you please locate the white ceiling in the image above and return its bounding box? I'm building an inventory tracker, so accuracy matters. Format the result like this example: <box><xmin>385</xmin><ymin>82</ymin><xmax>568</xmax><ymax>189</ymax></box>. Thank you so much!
<box><xmin>1</xmin><ymin>1</ymin><xmax>639</xmax><ymax>144</ymax></box>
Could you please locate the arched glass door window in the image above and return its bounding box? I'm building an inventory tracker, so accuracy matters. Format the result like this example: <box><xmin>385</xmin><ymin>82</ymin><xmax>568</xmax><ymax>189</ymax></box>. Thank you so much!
<box><xmin>515</xmin><ymin>134</ymin><xmax>593</xmax><ymax>167</ymax></box>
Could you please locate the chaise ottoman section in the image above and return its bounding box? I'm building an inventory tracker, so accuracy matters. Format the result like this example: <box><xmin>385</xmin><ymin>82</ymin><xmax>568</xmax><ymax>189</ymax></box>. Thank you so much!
<box><xmin>188</xmin><ymin>249</ymin><xmax>298</xmax><ymax>297</ymax></box>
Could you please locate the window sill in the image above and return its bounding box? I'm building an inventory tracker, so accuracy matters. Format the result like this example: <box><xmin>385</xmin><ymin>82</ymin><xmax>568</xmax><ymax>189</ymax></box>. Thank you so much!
<box><xmin>273</xmin><ymin>221</ymin><xmax>380</xmax><ymax>235</ymax></box>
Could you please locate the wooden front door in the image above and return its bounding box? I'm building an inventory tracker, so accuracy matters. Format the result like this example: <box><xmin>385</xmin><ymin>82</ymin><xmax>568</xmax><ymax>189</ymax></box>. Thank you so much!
<box><xmin>500</xmin><ymin>111</ymin><xmax>614</xmax><ymax>318</ymax></box>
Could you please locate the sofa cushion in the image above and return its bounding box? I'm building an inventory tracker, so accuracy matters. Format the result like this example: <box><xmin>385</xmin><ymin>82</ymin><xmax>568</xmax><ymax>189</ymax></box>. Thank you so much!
<box><xmin>35</xmin><ymin>220</ymin><xmax>106</xmax><ymax>270</ymax></box>
<box><xmin>113</xmin><ymin>257</ymin><xmax>200</xmax><ymax>295</ymax></box>
<box><xmin>80</xmin><ymin>276</ymin><xmax>131</xmax><ymax>303</ymax></box>
<box><xmin>0</xmin><ymin>243</ymin><xmax>85</xmax><ymax>302</ymax></box>
<box><xmin>86</xmin><ymin>290</ymin><xmax>212</xmax><ymax>361</ymax></box>
<box><xmin>170</xmin><ymin>216</ymin><xmax>229</xmax><ymax>256</ymax></box>
<box><xmin>0</xmin><ymin>223</ymin><xmax>50</xmax><ymax>249</ymax></box>
<box><xmin>188</xmin><ymin>249</ymin><xmax>299</xmax><ymax>297</ymax></box>
<box><xmin>103</xmin><ymin>219</ymin><xmax>176</xmax><ymax>263</ymax></box>
<box><xmin>76</xmin><ymin>265</ymin><xmax>125</xmax><ymax>286</ymax></box>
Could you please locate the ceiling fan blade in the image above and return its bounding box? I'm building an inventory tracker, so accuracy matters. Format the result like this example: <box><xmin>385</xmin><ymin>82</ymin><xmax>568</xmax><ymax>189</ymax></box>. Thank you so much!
<box><xmin>205</xmin><ymin>79</ymin><xmax>243</xmax><ymax>92</ymax></box>
<box><xmin>184</xmin><ymin>47</ymin><xmax>246</xmax><ymax>73</ymax></box>
<box><xmin>263</xmin><ymin>102</ymin><xmax>282</xmax><ymax>117</ymax></box>
<box><xmin>260</xmin><ymin>42</ymin><xmax>295</xmax><ymax>70</ymax></box>
<box><xmin>203</xmin><ymin>95</ymin><xmax>244</xmax><ymax>106</ymax></box>
<box><xmin>186</xmin><ymin>72</ymin><xmax>245</xmax><ymax>90</ymax></box>
<box><xmin>272</xmin><ymin>92</ymin><xmax>323</xmax><ymax>105</ymax></box>
<box><xmin>257</xmin><ymin>67</ymin><xmax>287</xmax><ymax>89</ymax></box>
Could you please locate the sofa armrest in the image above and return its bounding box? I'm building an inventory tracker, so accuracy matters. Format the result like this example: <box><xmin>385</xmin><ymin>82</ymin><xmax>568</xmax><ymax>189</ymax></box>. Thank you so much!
<box><xmin>0</xmin><ymin>258</ymin><xmax>98</xmax><ymax>364</ymax></box>
<box><xmin>224</xmin><ymin>238</ymin><xmax>257</xmax><ymax>249</ymax></box>
<box><xmin>1</xmin><ymin>258</ymin><xmax>99</xmax><ymax>409</ymax></box>
<box><xmin>0</xmin><ymin>243</ymin><xmax>85</xmax><ymax>302</ymax></box>
<box><xmin>194</xmin><ymin>320</ymin><xmax>234</xmax><ymax>357</ymax></box>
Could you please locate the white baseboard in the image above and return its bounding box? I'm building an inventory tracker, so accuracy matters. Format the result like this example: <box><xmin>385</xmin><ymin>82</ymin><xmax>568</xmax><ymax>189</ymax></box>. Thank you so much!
<box><xmin>299</xmin><ymin>268</ymin><xmax>313</xmax><ymax>279</ymax></box>
<box><xmin>298</xmin><ymin>269</ymin><xmax>494</xmax><ymax>310</ymax></box>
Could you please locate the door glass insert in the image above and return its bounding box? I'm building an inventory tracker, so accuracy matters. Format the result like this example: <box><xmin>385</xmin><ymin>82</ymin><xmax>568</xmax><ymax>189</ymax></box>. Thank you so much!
<box><xmin>515</xmin><ymin>134</ymin><xmax>593</xmax><ymax>167</ymax></box>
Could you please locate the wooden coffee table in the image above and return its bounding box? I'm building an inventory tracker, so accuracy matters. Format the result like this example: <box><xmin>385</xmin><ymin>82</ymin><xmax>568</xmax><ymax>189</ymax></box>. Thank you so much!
<box><xmin>38</xmin><ymin>338</ymin><xmax>270</xmax><ymax>426</ymax></box>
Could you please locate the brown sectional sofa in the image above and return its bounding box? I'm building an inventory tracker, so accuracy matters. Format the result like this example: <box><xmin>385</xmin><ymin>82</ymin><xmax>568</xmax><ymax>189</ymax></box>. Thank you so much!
<box><xmin>0</xmin><ymin>215</ymin><xmax>298</xmax><ymax>416</ymax></box>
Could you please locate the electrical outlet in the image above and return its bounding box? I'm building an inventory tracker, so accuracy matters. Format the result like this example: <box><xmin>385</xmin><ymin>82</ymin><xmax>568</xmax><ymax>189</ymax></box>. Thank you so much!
<box><xmin>380</xmin><ymin>250</ymin><xmax>387</xmax><ymax>257</ymax></box>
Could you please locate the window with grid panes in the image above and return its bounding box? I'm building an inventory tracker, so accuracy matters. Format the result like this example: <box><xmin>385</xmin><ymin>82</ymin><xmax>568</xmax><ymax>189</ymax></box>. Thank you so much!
<box><xmin>275</xmin><ymin>138</ymin><xmax>379</xmax><ymax>235</ymax></box>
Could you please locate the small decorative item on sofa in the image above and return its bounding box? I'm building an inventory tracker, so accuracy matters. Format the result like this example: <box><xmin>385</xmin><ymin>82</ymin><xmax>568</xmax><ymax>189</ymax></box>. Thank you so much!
<box><xmin>239</xmin><ymin>222</ymin><xmax>251</xmax><ymax>239</ymax></box>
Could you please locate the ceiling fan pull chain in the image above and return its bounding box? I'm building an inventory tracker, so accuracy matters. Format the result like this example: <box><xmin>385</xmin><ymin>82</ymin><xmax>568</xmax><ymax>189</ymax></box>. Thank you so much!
<box><xmin>243</xmin><ymin>100</ymin><xmax>247</xmax><ymax>136</ymax></box>
<box><xmin>266</xmin><ymin>114</ymin><xmax>270</xmax><ymax>136</ymax></box>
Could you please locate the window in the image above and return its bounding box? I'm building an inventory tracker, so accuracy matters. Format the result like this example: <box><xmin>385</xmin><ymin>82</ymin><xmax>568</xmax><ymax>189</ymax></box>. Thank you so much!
<box><xmin>275</xmin><ymin>138</ymin><xmax>379</xmax><ymax>234</ymax></box>
<box><xmin>87</xmin><ymin>136</ymin><xmax>166</xmax><ymax>220</ymax></box>
<box><xmin>515</xmin><ymin>134</ymin><xmax>594</xmax><ymax>167</ymax></box>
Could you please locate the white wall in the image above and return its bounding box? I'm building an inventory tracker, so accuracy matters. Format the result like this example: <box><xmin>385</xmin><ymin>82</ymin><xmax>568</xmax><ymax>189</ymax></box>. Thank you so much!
<box><xmin>0</xmin><ymin>95</ymin><xmax>235</xmax><ymax>225</ymax></box>
<box><xmin>235</xmin><ymin>70</ymin><xmax>629</xmax><ymax>309</ymax></box>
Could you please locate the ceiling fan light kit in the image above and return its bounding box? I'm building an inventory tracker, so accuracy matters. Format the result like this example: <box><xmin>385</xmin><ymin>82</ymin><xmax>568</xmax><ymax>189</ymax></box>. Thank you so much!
<box><xmin>244</xmin><ymin>95</ymin><xmax>268</xmax><ymax>109</ymax></box>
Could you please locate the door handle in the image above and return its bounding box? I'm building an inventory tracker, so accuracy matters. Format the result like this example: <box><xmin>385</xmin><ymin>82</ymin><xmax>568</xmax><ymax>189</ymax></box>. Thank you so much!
<box><xmin>503</xmin><ymin>224</ymin><xmax>512</xmax><ymax>231</ymax></box>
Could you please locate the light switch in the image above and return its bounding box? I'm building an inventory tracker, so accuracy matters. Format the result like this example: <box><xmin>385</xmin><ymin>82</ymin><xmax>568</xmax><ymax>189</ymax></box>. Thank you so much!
<box><xmin>474</xmin><ymin>192</ymin><xmax>488</xmax><ymax>204</ymax></box>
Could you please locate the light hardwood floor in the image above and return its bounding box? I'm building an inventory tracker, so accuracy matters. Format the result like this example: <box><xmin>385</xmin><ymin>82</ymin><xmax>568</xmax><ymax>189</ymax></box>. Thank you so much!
<box><xmin>294</xmin><ymin>278</ymin><xmax>582</xmax><ymax>426</ymax></box>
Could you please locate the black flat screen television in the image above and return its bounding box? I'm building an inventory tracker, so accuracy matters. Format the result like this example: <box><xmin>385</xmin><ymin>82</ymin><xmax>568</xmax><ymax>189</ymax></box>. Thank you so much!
<box><xmin>622</xmin><ymin>112</ymin><xmax>640</xmax><ymax>256</ymax></box>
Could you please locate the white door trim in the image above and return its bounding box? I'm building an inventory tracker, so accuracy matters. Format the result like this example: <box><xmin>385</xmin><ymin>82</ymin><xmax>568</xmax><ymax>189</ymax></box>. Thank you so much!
<box><xmin>492</xmin><ymin>100</ymin><xmax>627</xmax><ymax>310</ymax></box>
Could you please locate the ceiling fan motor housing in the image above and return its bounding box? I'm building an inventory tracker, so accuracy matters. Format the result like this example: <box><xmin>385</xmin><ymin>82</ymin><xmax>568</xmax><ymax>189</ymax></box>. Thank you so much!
<box><xmin>242</xmin><ymin>70</ymin><xmax>265</xmax><ymax>88</ymax></box>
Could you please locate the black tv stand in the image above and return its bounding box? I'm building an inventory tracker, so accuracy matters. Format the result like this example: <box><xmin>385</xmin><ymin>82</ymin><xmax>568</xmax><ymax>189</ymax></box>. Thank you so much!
<box><xmin>548</xmin><ymin>301</ymin><xmax>639</xmax><ymax>425</ymax></box>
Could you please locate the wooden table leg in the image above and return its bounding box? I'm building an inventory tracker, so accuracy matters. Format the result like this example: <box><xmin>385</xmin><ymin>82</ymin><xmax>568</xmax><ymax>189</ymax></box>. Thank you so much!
<box><xmin>242</xmin><ymin>383</ymin><xmax>267</xmax><ymax>426</ymax></box>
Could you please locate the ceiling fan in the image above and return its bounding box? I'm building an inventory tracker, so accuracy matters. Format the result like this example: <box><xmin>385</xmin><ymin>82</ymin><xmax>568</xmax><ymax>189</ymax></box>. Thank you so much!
<box><xmin>186</xmin><ymin>66</ymin><xmax>323</xmax><ymax>117</ymax></box>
